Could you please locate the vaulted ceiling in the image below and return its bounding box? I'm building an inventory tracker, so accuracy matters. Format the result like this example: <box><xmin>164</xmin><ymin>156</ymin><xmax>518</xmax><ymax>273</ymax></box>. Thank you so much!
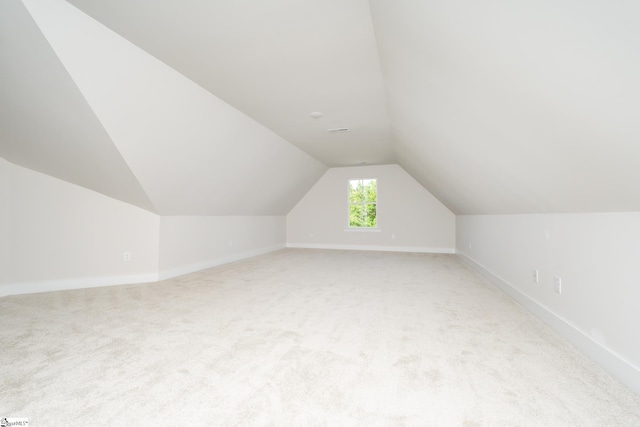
<box><xmin>1</xmin><ymin>0</ymin><xmax>639</xmax><ymax>215</ymax></box>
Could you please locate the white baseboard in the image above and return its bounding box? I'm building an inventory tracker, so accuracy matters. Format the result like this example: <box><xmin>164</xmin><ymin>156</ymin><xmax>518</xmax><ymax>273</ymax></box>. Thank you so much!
<box><xmin>0</xmin><ymin>244</ymin><xmax>286</xmax><ymax>297</ymax></box>
<box><xmin>457</xmin><ymin>251</ymin><xmax>640</xmax><ymax>395</ymax></box>
<box><xmin>0</xmin><ymin>272</ymin><xmax>159</xmax><ymax>297</ymax></box>
<box><xmin>286</xmin><ymin>243</ymin><xmax>455</xmax><ymax>254</ymax></box>
<box><xmin>158</xmin><ymin>244</ymin><xmax>286</xmax><ymax>281</ymax></box>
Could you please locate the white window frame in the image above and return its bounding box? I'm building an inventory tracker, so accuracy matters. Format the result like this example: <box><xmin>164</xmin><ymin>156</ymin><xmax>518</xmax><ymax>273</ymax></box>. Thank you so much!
<box><xmin>345</xmin><ymin>177</ymin><xmax>381</xmax><ymax>232</ymax></box>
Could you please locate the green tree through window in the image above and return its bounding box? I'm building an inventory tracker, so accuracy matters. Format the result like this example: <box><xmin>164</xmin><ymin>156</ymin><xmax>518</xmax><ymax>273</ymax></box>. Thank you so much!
<box><xmin>349</xmin><ymin>179</ymin><xmax>377</xmax><ymax>228</ymax></box>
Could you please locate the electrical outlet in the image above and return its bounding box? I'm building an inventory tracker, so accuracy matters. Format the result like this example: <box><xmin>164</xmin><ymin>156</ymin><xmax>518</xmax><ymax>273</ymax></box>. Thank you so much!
<box><xmin>554</xmin><ymin>276</ymin><xmax>562</xmax><ymax>294</ymax></box>
<box><xmin>123</xmin><ymin>251</ymin><xmax>131</xmax><ymax>262</ymax></box>
<box><xmin>533</xmin><ymin>269</ymin><xmax>539</xmax><ymax>283</ymax></box>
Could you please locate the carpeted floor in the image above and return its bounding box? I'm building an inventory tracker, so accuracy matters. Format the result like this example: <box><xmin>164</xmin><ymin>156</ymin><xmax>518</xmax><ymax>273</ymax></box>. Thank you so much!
<box><xmin>1</xmin><ymin>249</ymin><xmax>639</xmax><ymax>426</ymax></box>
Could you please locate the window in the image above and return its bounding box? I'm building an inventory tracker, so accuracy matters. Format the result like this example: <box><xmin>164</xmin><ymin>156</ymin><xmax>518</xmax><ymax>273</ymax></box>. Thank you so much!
<box><xmin>348</xmin><ymin>178</ymin><xmax>377</xmax><ymax>228</ymax></box>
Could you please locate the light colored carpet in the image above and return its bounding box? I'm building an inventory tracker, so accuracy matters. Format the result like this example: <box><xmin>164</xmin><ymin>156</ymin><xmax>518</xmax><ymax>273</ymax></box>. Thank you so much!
<box><xmin>1</xmin><ymin>249</ymin><xmax>639</xmax><ymax>426</ymax></box>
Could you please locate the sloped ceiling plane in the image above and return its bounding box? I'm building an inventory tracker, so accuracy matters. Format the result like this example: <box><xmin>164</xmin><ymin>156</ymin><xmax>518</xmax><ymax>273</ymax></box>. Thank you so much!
<box><xmin>1</xmin><ymin>0</ymin><xmax>639</xmax><ymax>215</ymax></box>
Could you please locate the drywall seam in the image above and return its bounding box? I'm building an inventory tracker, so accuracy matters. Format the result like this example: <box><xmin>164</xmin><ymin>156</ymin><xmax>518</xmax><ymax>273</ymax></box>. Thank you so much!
<box><xmin>158</xmin><ymin>244</ymin><xmax>286</xmax><ymax>281</ymax></box>
<box><xmin>287</xmin><ymin>243</ymin><xmax>455</xmax><ymax>254</ymax></box>
<box><xmin>0</xmin><ymin>272</ymin><xmax>159</xmax><ymax>297</ymax></box>
<box><xmin>456</xmin><ymin>251</ymin><xmax>640</xmax><ymax>395</ymax></box>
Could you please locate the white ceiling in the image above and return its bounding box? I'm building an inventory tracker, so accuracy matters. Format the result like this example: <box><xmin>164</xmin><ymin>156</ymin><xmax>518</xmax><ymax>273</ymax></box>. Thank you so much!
<box><xmin>66</xmin><ymin>0</ymin><xmax>395</xmax><ymax>168</ymax></box>
<box><xmin>0</xmin><ymin>0</ymin><xmax>155</xmax><ymax>211</ymax></box>
<box><xmin>371</xmin><ymin>0</ymin><xmax>640</xmax><ymax>214</ymax></box>
<box><xmin>1</xmin><ymin>0</ymin><xmax>639</xmax><ymax>215</ymax></box>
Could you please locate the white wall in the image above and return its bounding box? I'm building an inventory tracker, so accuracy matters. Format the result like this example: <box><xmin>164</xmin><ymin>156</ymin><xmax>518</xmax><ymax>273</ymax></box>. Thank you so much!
<box><xmin>0</xmin><ymin>159</ymin><xmax>288</xmax><ymax>296</ymax></box>
<box><xmin>159</xmin><ymin>216</ymin><xmax>286</xmax><ymax>278</ymax></box>
<box><xmin>2</xmin><ymin>162</ymin><xmax>160</xmax><ymax>296</ymax></box>
<box><xmin>287</xmin><ymin>164</ymin><xmax>455</xmax><ymax>252</ymax></box>
<box><xmin>0</xmin><ymin>157</ymin><xmax>11</xmax><ymax>286</ymax></box>
<box><xmin>457</xmin><ymin>213</ymin><xmax>640</xmax><ymax>394</ymax></box>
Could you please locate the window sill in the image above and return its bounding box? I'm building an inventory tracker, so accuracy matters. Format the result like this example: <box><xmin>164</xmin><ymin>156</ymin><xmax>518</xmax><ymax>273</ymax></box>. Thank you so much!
<box><xmin>344</xmin><ymin>227</ymin><xmax>382</xmax><ymax>232</ymax></box>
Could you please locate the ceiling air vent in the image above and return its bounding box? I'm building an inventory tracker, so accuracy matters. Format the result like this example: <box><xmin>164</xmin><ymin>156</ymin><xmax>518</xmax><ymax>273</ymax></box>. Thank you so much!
<box><xmin>328</xmin><ymin>128</ymin><xmax>350</xmax><ymax>133</ymax></box>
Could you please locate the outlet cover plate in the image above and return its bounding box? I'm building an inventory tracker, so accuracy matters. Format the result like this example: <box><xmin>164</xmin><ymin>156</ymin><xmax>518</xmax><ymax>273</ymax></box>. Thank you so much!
<box><xmin>554</xmin><ymin>276</ymin><xmax>562</xmax><ymax>294</ymax></box>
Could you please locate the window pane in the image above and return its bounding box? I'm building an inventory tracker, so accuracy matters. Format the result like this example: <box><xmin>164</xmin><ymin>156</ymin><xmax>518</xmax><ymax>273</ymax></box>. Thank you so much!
<box><xmin>349</xmin><ymin>179</ymin><xmax>363</xmax><ymax>203</ymax></box>
<box><xmin>349</xmin><ymin>204</ymin><xmax>365</xmax><ymax>227</ymax></box>
<box><xmin>366</xmin><ymin>203</ymin><xmax>377</xmax><ymax>227</ymax></box>
<box><xmin>363</xmin><ymin>179</ymin><xmax>377</xmax><ymax>203</ymax></box>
